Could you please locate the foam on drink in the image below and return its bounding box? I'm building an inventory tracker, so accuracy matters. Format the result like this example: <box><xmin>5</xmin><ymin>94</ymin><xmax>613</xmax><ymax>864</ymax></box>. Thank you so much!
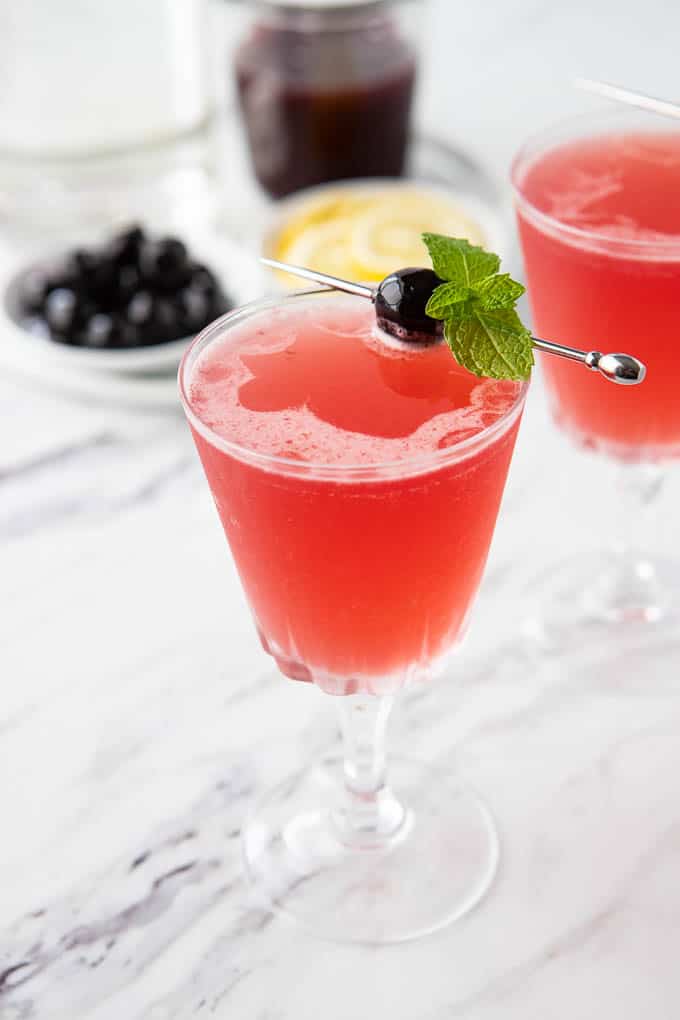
<box><xmin>189</xmin><ymin>299</ymin><xmax>519</xmax><ymax>468</ymax></box>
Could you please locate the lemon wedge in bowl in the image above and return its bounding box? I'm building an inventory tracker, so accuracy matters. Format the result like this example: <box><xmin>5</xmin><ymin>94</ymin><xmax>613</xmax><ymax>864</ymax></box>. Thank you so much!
<box><xmin>265</xmin><ymin>181</ymin><xmax>492</xmax><ymax>285</ymax></box>
<box><xmin>349</xmin><ymin>191</ymin><xmax>487</xmax><ymax>279</ymax></box>
<box><xmin>282</xmin><ymin>219</ymin><xmax>366</xmax><ymax>282</ymax></box>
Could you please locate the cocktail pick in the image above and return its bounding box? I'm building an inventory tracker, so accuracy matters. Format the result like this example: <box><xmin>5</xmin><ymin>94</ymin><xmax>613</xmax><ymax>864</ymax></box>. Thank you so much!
<box><xmin>260</xmin><ymin>257</ymin><xmax>647</xmax><ymax>385</ymax></box>
<box><xmin>574</xmin><ymin>77</ymin><xmax>680</xmax><ymax>121</ymax></box>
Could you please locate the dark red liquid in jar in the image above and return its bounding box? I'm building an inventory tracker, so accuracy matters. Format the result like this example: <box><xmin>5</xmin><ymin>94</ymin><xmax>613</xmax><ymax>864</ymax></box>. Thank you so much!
<box><xmin>234</xmin><ymin>6</ymin><xmax>417</xmax><ymax>198</ymax></box>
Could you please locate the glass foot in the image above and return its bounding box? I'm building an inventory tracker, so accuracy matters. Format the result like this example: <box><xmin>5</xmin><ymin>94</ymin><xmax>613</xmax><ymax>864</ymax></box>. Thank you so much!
<box><xmin>523</xmin><ymin>550</ymin><xmax>680</xmax><ymax>652</ymax></box>
<box><xmin>243</xmin><ymin>755</ymin><xmax>499</xmax><ymax>944</ymax></box>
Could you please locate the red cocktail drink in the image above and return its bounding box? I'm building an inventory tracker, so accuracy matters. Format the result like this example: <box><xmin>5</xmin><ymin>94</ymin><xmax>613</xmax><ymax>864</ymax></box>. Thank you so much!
<box><xmin>184</xmin><ymin>295</ymin><xmax>524</xmax><ymax>693</ymax></box>
<box><xmin>514</xmin><ymin>121</ymin><xmax>680</xmax><ymax>460</ymax></box>
<box><xmin>512</xmin><ymin>110</ymin><xmax>679</xmax><ymax>635</ymax></box>
<box><xmin>179</xmin><ymin>290</ymin><xmax>527</xmax><ymax>943</ymax></box>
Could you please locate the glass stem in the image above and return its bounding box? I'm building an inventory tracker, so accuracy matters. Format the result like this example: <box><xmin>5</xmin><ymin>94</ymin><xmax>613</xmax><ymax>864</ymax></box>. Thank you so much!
<box><xmin>333</xmin><ymin>694</ymin><xmax>406</xmax><ymax>848</ymax></box>
<box><xmin>614</xmin><ymin>460</ymin><xmax>665</xmax><ymax>537</ymax></box>
<box><xmin>597</xmin><ymin>461</ymin><xmax>667</xmax><ymax>621</ymax></box>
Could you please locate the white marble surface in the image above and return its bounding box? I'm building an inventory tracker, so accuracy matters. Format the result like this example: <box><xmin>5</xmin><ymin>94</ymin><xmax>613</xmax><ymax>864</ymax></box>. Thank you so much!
<box><xmin>3</xmin><ymin>2</ymin><xmax>680</xmax><ymax>1017</ymax></box>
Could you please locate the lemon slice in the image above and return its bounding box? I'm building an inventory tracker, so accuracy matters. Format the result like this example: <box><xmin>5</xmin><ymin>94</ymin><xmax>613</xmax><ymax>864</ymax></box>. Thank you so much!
<box><xmin>280</xmin><ymin>218</ymin><xmax>365</xmax><ymax>283</ymax></box>
<box><xmin>274</xmin><ymin>194</ymin><xmax>359</xmax><ymax>260</ymax></box>
<box><xmin>350</xmin><ymin>194</ymin><xmax>488</xmax><ymax>280</ymax></box>
<box><xmin>270</xmin><ymin>185</ymin><xmax>490</xmax><ymax>286</ymax></box>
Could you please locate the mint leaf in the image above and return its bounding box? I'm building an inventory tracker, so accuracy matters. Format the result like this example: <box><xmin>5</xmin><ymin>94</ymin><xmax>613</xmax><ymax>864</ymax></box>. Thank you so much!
<box><xmin>422</xmin><ymin>234</ymin><xmax>500</xmax><ymax>286</ymax></box>
<box><xmin>425</xmin><ymin>282</ymin><xmax>472</xmax><ymax>319</ymax></box>
<box><xmin>476</xmin><ymin>274</ymin><xmax>525</xmax><ymax>310</ymax></box>
<box><xmin>421</xmin><ymin>232</ymin><xmax>533</xmax><ymax>381</ymax></box>
<box><xmin>444</xmin><ymin>307</ymin><xmax>534</xmax><ymax>381</ymax></box>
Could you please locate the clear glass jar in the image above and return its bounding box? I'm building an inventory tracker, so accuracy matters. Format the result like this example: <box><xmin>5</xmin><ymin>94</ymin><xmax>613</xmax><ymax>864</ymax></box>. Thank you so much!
<box><xmin>230</xmin><ymin>0</ymin><xmax>425</xmax><ymax>198</ymax></box>
<box><xmin>0</xmin><ymin>0</ymin><xmax>218</xmax><ymax>241</ymax></box>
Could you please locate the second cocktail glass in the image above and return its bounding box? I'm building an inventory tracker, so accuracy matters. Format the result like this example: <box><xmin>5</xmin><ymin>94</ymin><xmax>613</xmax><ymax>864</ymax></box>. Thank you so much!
<box><xmin>512</xmin><ymin>109</ymin><xmax>680</xmax><ymax>635</ymax></box>
<box><xmin>180</xmin><ymin>291</ymin><xmax>527</xmax><ymax>942</ymax></box>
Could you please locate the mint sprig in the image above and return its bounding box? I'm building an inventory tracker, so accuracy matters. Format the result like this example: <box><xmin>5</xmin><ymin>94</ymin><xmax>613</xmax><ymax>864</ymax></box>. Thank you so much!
<box><xmin>422</xmin><ymin>234</ymin><xmax>533</xmax><ymax>381</ymax></box>
<box><xmin>424</xmin><ymin>234</ymin><xmax>500</xmax><ymax>286</ymax></box>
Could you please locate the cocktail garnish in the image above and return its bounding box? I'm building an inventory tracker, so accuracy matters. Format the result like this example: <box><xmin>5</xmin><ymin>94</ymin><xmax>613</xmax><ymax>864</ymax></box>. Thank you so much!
<box><xmin>422</xmin><ymin>234</ymin><xmax>534</xmax><ymax>381</ymax></box>
<box><xmin>260</xmin><ymin>246</ymin><xmax>646</xmax><ymax>386</ymax></box>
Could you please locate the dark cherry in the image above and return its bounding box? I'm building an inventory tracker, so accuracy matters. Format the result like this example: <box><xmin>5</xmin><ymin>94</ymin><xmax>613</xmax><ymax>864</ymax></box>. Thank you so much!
<box><xmin>139</xmin><ymin>238</ymin><xmax>189</xmax><ymax>291</ymax></box>
<box><xmin>177</xmin><ymin>284</ymin><xmax>210</xmax><ymax>331</ymax></box>
<box><xmin>63</xmin><ymin>249</ymin><xmax>103</xmax><ymax>290</ymax></box>
<box><xmin>47</xmin><ymin>264</ymin><xmax>81</xmax><ymax>295</ymax></box>
<box><xmin>374</xmin><ymin>267</ymin><xmax>443</xmax><ymax>343</ymax></box>
<box><xmin>152</xmin><ymin>297</ymin><xmax>180</xmax><ymax>342</ymax></box>
<box><xmin>117</xmin><ymin>319</ymin><xmax>143</xmax><ymax>348</ymax></box>
<box><xmin>126</xmin><ymin>290</ymin><xmax>154</xmax><ymax>327</ymax></box>
<box><xmin>44</xmin><ymin>288</ymin><xmax>78</xmax><ymax>334</ymax></box>
<box><xmin>66</xmin><ymin>251</ymin><xmax>117</xmax><ymax>300</ymax></box>
<box><xmin>117</xmin><ymin>264</ymin><xmax>141</xmax><ymax>303</ymax></box>
<box><xmin>74</xmin><ymin>298</ymin><xmax>98</xmax><ymax>329</ymax></box>
<box><xmin>83</xmin><ymin>312</ymin><xmax>117</xmax><ymax>348</ymax></box>
<box><xmin>104</xmin><ymin>225</ymin><xmax>146</xmax><ymax>266</ymax></box>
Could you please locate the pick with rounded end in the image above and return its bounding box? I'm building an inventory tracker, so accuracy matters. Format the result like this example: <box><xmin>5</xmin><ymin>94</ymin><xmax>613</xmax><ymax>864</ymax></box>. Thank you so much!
<box><xmin>594</xmin><ymin>352</ymin><xmax>647</xmax><ymax>385</ymax></box>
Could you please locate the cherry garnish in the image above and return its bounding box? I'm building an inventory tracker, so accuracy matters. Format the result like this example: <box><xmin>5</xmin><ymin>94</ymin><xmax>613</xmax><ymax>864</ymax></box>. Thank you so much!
<box><xmin>374</xmin><ymin>268</ymin><xmax>443</xmax><ymax>343</ymax></box>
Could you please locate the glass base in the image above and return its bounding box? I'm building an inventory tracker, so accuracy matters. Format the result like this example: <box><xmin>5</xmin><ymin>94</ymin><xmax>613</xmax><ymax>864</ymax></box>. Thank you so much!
<box><xmin>242</xmin><ymin>755</ymin><xmax>499</xmax><ymax>944</ymax></box>
<box><xmin>523</xmin><ymin>550</ymin><xmax>680</xmax><ymax>653</ymax></box>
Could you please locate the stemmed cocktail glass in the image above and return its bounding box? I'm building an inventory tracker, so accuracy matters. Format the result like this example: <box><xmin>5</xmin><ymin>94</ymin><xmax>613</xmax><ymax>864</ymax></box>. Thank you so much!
<box><xmin>179</xmin><ymin>290</ymin><xmax>527</xmax><ymax>943</ymax></box>
<box><xmin>512</xmin><ymin>108</ymin><xmax>680</xmax><ymax>639</ymax></box>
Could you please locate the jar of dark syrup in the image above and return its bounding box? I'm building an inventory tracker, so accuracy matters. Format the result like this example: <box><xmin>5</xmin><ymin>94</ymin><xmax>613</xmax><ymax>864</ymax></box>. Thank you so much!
<box><xmin>233</xmin><ymin>0</ymin><xmax>423</xmax><ymax>198</ymax></box>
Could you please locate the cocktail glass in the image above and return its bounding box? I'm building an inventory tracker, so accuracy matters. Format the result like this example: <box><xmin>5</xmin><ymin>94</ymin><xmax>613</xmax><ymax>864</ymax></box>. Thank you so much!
<box><xmin>512</xmin><ymin>109</ymin><xmax>680</xmax><ymax>637</ymax></box>
<box><xmin>179</xmin><ymin>290</ymin><xmax>527</xmax><ymax>943</ymax></box>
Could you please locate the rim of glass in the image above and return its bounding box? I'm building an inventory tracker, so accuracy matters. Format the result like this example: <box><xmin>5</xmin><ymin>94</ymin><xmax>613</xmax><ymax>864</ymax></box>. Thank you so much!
<box><xmin>178</xmin><ymin>290</ymin><xmax>528</xmax><ymax>481</ymax></box>
<box><xmin>511</xmin><ymin>107</ymin><xmax>680</xmax><ymax>256</ymax></box>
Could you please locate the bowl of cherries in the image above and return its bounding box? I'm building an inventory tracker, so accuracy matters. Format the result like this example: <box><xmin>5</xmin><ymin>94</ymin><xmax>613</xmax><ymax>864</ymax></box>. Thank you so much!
<box><xmin>5</xmin><ymin>225</ymin><xmax>240</xmax><ymax>374</ymax></box>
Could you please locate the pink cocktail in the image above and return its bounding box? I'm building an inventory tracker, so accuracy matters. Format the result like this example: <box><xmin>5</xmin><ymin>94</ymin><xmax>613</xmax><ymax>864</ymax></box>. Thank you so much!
<box><xmin>512</xmin><ymin>110</ymin><xmax>680</xmax><ymax>629</ymax></box>
<box><xmin>187</xmin><ymin>297</ymin><xmax>522</xmax><ymax>693</ymax></box>
<box><xmin>514</xmin><ymin>121</ymin><xmax>680</xmax><ymax>460</ymax></box>
<box><xmin>180</xmin><ymin>291</ymin><xmax>527</xmax><ymax>942</ymax></box>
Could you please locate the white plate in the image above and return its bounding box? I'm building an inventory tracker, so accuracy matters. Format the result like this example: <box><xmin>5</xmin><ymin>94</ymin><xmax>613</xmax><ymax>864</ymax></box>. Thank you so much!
<box><xmin>0</xmin><ymin>231</ymin><xmax>268</xmax><ymax>378</ymax></box>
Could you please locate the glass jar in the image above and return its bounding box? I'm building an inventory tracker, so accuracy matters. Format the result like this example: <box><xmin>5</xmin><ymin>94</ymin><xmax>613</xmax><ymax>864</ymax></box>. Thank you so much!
<box><xmin>0</xmin><ymin>0</ymin><xmax>218</xmax><ymax>241</ymax></box>
<box><xmin>231</xmin><ymin>0</ymin><xmax>425</xmax><ymax>199</ymax></box>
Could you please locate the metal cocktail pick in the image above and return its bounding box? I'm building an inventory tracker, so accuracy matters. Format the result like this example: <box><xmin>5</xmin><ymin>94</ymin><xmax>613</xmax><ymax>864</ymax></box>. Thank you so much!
<box><xmin>574</xmin><ymin>77</ymin><xmax>680</xmax><ymax>121</ymax></box>
<box><xmin>260</xmin><ymin>257</ymin><xmax>647</xmax><ymax>385</ymax></box>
